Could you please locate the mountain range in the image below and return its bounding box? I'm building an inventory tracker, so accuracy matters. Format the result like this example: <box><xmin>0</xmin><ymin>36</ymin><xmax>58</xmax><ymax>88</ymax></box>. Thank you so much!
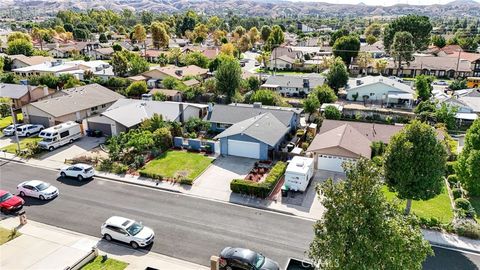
<box><xmin>1</xmin><ymin>0</ymin><xmax>479</xmax><ymax>18</ymax></box>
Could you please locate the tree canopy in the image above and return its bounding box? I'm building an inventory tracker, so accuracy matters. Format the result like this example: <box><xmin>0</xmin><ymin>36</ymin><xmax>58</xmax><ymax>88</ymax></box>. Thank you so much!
<box><xmin>455</xmin><ymin>119</ymin><xmax>480</xmax><ymax>196</ymax></box>
<box><xmin>332</xmin><ymin>35</ymin><xmax>360</xmax><ymax>66</ymax></box>
<box><xmin>384</xmin><ymin>14</ymin><xmax>432</xmax><ymax>52</ymax></box>
<box><xmin>215</xmin><ymin>56</ymin><xmax>242</xmax><ymax>102</ymax></box>
<box><xmin>326</xmin><ymin>57</ymin><xmax>349</xmax><ymax>93</ymax></box>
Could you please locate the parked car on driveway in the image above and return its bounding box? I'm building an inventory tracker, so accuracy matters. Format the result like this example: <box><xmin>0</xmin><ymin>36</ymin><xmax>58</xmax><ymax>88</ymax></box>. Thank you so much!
<box><xmin>16</xmin><ymin>124</ymin><xmax>44</xmax><ymax>137</ymax></box>
<box><xmin>17</xmin><ymin>180</ymin><xmax>59</xmax><ymax>200</ymax></box>
<box><xmin>3</xmin><ymin>124</ymin><xmax>21</xmax><ymax>136</ymax></box>
<box><xmin>219</xmin><ymin>247</ymin><xmax>280</xmax><ymax>270</ymax></box>
<box><xmin>0</xmin><ymin>189</ymin><xmax>24</xmax><ymax>213</ymax></box>
<box><xmin>60</xmin><ymin>163</ymin><xmax>95</xmax><ymax>181</ymax></box>
<box><xmin>101</xmin><ymin>216</ymin><xmax>155</xmax><ymax>249</ymax></box>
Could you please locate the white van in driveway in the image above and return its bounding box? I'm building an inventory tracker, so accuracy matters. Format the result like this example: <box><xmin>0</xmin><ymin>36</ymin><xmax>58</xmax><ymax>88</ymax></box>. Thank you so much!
<box><xmin>38</xmin><ymin>121</ymin><xmax>82</xmax><ymax>151</ymax></box>
<box><xmin>16</xmin><ymin>124</ymin><xmax>44</xmax><ymax>137</ymax></box>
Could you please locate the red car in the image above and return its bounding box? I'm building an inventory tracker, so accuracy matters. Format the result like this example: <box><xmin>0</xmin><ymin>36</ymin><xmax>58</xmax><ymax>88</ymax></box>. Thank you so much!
<box><xmin>0</xmin><ymin>189</ymin><xmax>24</xmax><ymax>213</ymax></box>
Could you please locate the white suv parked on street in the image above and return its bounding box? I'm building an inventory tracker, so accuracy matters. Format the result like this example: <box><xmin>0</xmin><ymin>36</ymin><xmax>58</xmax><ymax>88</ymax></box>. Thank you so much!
<box><xmin>16</xmin><ymin>124</ymin><xmax>44</xmax><ymax>137</ymax></box>
<box><xmin>101</xmin><ymin>216</ymin><xmax>155</xmax><ymax>249</ymax></box>
<box><xmin>60</xmin><ymin>163</ymin><xmax>95</xmax><ymax>181</ymax></box>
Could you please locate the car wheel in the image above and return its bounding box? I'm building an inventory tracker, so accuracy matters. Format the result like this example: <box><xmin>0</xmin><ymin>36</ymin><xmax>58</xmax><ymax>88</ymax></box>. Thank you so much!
<box><xmin>49</xmin><ymin>146</ymin><xmax>54</xmax><ymax>151</ymax></box>
<box><xmin>39</xmin><ymin>195</ymin><xmax>45</xmax><ymax>200</ymax></box>
<box><xmin>26</xmin><ymin>132</ymin><xmax>30</xmax><ymax>137</ymax></box>
<box><xmin>19</xmin><ymin>191</ymin><xmax>25</xmax><ymax>197</ymax></box>
<box><xmin>77</xmin><ymin>175</ymin><xmax>84</xmax><ymax>181</ymax></box>
<box><xmin>60</xmin><ymin>172</ymin><xmax>66</xmax><ymax>178</ymax></box>
<box><xmin>104</xmin><ymin>234</ymin><xmax>112</xmax><ymax>241</ymax></box>
<box><xmin>130</xmin><ymin>241</ymin><xmax>139</xmax><ymax>249</ymax></box>
<box><xmin>69</xmin><ymin>139</ymin><xmax>74</xmax><ymax>144</ymax></box>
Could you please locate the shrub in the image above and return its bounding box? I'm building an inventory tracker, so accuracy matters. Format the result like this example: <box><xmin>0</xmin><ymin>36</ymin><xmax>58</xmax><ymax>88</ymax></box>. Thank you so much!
<box><xmin>180</xmin><ymin>178</ymin><xmax>194</xmax><ymax>185</ymax></box>
<box><xmin>97</xmin><ymin>159</ymin><xmax>113</xmax><ymax>172</ymax></box>
<box><xmin>296</xmin><ymin>129</ymin><xmax>305</xmax><ymax>137</ymax></box>
<box><xmin>230</xmin><ymin>161</ymin><xmax>287</xmax><ymax>198</ymax></box>
<box><xmin>370</xmin><ymin>141</ymin><xmax>386</xmax><ymax>158</ymax></box>
<box><xmin>447</xmin><ymin>174</ymin><xmax>459</xmax><ymax>187</ymax></box>
<box><xmin>324</xmin><ymin>105</ymin><xmax>341</xmax><ymax>120</ymax></box>
<box><xmin>446</xmin><ymin>161</ymin><xmax>456</xmax><ymax>176</ymax></box>
<box><xmin>455</xmin><ymin>198</ymin><xmax>475</xmax><ymax>218</ymax></box>
<box><xmin>111</xmin><ymin>162</ymin><xmax>128</xmax><ymax>174</ymax></box>
<box><xmin>452</xmin><ymin>188</ymin><xmax>463</xmax><ymax>199</ymax></box>
<box><xmin>372</xmin><ymin>156</ymin><xmax>383</xmax><ymax>167</ymax></box>
<box><xmin>301</xmin><ymin>142</ymin><xmax>309</xmax><ymax>151</ymax></box>
<box><xmin>139</xmin><ymin>171</ymin><xmax>163</xmax><ymax>180</ymax></box>
<box><xmin>454</xmin><ymin>219</ymin><xmax>480</xmax><ymax>239</ymax></box>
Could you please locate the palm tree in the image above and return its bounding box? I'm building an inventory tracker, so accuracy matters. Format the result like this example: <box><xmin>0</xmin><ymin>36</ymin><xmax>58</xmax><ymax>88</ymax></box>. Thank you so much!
<box><xmin>168</xmin><ymin>48</ymin><xmax>182</xmax><ymax>66</ymax></box>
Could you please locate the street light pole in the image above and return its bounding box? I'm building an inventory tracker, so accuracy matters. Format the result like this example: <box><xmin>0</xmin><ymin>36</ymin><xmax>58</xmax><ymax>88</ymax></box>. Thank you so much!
<box><xmin>4</xmin><ymin>102</ymin><xmax>21</xmax><ymax>154</ymax></box>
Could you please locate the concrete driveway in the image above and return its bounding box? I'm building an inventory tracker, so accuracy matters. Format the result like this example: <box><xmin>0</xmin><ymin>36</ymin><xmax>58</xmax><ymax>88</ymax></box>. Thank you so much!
<box><xmin>37</xmin><ymin>136</ymin><xmax>105</xmax><ymax>163</ymax></box>
<box><xmin>193</xmin><ymin>156</ymin><xmax>256</xmax><ymax>195</ymax></box>
<box><xmin>0</xmin><ymin>135</ymin><xmax>25</xmax><ymax>149</ymax></box>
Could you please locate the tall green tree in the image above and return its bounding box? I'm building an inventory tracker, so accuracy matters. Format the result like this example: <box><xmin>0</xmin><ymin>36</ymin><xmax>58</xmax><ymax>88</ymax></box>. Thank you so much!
<box><xmin>249</xmin><ymin>89</ymin><xmax>282</xmax><ymax>106</ymax></box>
<box><xmin>329</xmin><ymin>28</ymin><xmax>349</xmax><ymax>46</ymax></box>
<box><xmin>332</xmin><ymin>35</ymin><xmax>360</xmax><ymax>66</ymax></box>
<box><xmin>111</xmin><ymin>51</ymin><xmax>129</xmax><ymax>77</ymax></box>
<box><xmin>315</xmin><ymin>84</ymin><xmax>337</xmax><ymax>104</ymax></box>
<box><xmin>326</xmin><ymin>57</ymin><xmax>349</xmax><ymax>93</ymax></box>
<box><xmin>151</xmin><ymin>22</ymin><xmax>169</xmax><ymax>49</ymax></box>
<box><xmin>364</xmin><ymin>23</ymin><xmax>382</xmax><ymax>38</ymax></box>
<box><xmin>215</xmin><ymin>56</ymin><xmax>241</xmax><ymax>102</ymax></box>
<box><xmin>7</xmin><ymin>39</ymin><xmax>34</xmax><ymax>56</ymax></box>
<box><xmin>431</xmin><ymin>35</ymin><xmax>446</xmax><ymax>48</ymax></box>
<box><xmin>303</xmin><ymin>93</ymin><xmax>320</xmax><ymax>118</ymax></box>
<box><xmin>384</xmin><ymin>14</ymin><xmax>432</xmax><ymax>52</ymax></box>
<box><xmin>260</xmin><ymin>25</ymin><xmax>271</xmax><ymax>43</ymax></box>
<box><xmin>415</xmin><ymin>75</ymin><xmax>434</xmax><ymax>101</ymax></box>
<box><xmin>455</xmin><ymin>119</ymin><xmax>480</xmax><ymax>196</ymax></box>
<box><xmin>309</xmin><ymin>159</ymin><xmax>432</xmax><ymax>270</ymax></box>
<box><xmin>384</xmin><ymin>120</ymin><xmax>447</xmax><ymax>214</ymax></box>
<box><xmin>390</xmin><ymin>31</ymin><xmax>414</xmax><ymax>75</ymax></box>
<box><xmin>266</xmin><ymin>25</ymin><xmax>284</xmax><ymax>49</ymax></box>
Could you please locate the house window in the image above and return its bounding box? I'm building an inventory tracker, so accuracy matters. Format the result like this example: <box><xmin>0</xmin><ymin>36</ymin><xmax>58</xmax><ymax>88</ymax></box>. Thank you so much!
<box><xmin>370</xmin><ymin>93</ymin><xmax>375</xmax><ymax>96</ymax></box>
<box><xmin>217</xmin><ymin>123</ymin><xmax>231</xmax><ymax>129</ymax></box>
<box><xmin>91</xmin><ymin>106</ymin><xmax>98</xmax><ymax>111</ymax></box>
<box><xmin>101</xmin><ymin>104</ymin><xmax>106</xmax><ymax>108</ymax></box>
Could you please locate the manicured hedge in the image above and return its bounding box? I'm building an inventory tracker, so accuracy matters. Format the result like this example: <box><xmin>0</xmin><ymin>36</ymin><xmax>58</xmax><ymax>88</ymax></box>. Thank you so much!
<box><xmin>138</xmin><ymin>171</ymin><xmax>195</xmax><ymax>185</ymax></box>
<box><xmin>230</xmin><ymin>161</ymin><xmax>287</xmax><ymax>198</ymax></box>
<box><xmin>446</xmin><ymin>161</ymin><xmax>456</xmax><ymax>176</ymax></box>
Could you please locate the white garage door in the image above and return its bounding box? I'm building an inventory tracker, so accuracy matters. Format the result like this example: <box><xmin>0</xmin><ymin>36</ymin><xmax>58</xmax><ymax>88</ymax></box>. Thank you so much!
<box><xmin>227</xmin><ymin>140</ymin><xmax>260</xmax><ymax>159</ymax></box>
<box><xmin>317</xmin><ymin>155</ymin><xmax>347</xmax><ymax>172</ymax></box>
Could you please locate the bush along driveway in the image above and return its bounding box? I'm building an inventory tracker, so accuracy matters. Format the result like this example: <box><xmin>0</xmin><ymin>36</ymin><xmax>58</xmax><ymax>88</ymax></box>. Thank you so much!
<box><xmin>230</xmin><ymin>161</ymin><xmax>287</xmax><ymax>198</ymax></box>
<box><xmin>139</xmin><ymin>150</ymin><xmax>213</xmax><ymax>185</ymax></box>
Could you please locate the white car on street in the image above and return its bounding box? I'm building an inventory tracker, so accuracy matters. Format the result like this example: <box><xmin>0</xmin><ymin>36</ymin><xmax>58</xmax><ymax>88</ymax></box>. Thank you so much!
<box><xmin>16</xmin><ymin>124</ymin><xmax>44</xmax><ymax>137</ymax></box>
<box><xmin>60</xmin><ymin>163</ymin><xmax>95</xmax><ymax>181</ymax></box>
<box><xmin>101</xmin><ymin>216</ymin><xmax>155</xmax><ymax>249</ymax></box>
<box><xmin>3</xmin><ymin>124</ymin><xmax>21</xmax><ymax>136</ymax></box>
<box><xmin>17</xmin><ymin>180</ymin><xmax>59</xmax><ymax>200</ymax></box>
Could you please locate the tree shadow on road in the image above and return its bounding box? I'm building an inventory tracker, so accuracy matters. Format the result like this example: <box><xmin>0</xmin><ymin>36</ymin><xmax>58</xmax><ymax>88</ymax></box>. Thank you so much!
<box><xmin>423</xmin><ymin>246</ymin><xmax>479</xmax><ymax>270</ymax></box>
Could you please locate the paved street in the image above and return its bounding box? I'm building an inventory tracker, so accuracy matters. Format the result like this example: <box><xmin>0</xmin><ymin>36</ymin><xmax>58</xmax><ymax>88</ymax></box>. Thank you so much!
<box><xmin>1</xmin><ymin>161</ymin><xmax>479</xmax><ymax>269</ymax></box>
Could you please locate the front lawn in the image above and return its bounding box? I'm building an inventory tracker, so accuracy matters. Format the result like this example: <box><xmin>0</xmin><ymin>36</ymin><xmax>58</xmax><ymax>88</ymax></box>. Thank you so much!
<box><xmin>81</xmin><ymin>256</ymin><xmax>128</xmax><ymax>270</ymax></box>
<box><xmin>1</xmin><ymin>137</ymin><xmax>42</xmax><ymax>154</ymax></box>
<box><xmin>382</xmin><ymin>185</ymin><xmax>454</xmax><ymax>223</ymax></box>
<box><xmin>140</xmin><ymin>150</ymin><xmax>213</xmax><ymax>181</ymax></box>
<box><xmin>0</xmin><ymin>227</ymin><xmax>21</xmax><ymax>245</ymax></box>
<box><xmin>0</xmin><ymin>113</ymin><xmax>23</xmax><ymax>129</ymax></box>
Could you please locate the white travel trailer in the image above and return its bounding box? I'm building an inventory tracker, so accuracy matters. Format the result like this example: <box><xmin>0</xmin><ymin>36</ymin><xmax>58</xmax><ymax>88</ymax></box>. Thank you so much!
<box><xmin>38</xmin><ymin>121</ymin><xmax>83</xmax><ymax>151</ymax></box>
<box><xmin>284</xmin><ymin>156</ymin><xmax>314</xmax><ymax>192</ymax></box>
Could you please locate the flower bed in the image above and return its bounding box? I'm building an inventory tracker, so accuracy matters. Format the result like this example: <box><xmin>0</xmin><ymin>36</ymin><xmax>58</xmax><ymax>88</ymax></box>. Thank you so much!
<box><xmin>230</xmin><ymin>161</ymin><xmax>287</xmax><ymax>198</ymax></box>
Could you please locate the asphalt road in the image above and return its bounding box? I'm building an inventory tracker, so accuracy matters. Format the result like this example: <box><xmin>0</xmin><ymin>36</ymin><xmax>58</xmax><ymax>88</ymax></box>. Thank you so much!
<box><xmin>1</xmin><ymin>161</ymin><xmax>480</xmax><ymax>269</ymax></box>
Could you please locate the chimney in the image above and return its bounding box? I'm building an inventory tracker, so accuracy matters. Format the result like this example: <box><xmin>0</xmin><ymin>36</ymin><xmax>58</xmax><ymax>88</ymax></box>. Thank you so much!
<box><xmin>179</xmin><ymin>103</ymin><xmax>185</xmax><ymax>123</ymax></box>
<box><xmin>253</xmin><ymin>102</ymin><xmax>262</xmax><ymax>108</ymax></box>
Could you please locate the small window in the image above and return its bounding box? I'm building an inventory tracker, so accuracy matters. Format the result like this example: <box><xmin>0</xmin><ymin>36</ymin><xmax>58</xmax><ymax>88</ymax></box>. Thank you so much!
<box><xmin>101</xmin><ymin>104</ymin><xmax>106</xmax><ymax>108</ymax></box>
<box><xmin>91</xmin><ymin>106</ymin><xmax>98</xmax><ymax>111</ymax></box>
<box><xmin>60</xmin><ymin>130</ymin><xmax>70</xmax><ymax>138</ymax></box>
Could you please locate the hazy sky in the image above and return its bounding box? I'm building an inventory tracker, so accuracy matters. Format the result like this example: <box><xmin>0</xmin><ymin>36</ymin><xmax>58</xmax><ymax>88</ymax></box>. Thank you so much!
<box><xmin>291</xmin><ymin>0</ymin><xmax>479</xmax><ymax>6</ymax></box>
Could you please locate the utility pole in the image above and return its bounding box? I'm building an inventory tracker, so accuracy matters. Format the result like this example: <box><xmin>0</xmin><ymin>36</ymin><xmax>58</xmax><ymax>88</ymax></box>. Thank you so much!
<box><xmin>2</xmin><ymin>102</ymin><xmax>21</xmax><ymax>154</ymax></box>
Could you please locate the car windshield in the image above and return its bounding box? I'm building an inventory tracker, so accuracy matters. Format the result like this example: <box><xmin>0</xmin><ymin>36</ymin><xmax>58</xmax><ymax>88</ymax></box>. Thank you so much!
<box><xmin>126</xmin><ymin>222</ymin><xmax>143</xmax><ymax>236</ymax></box>
<box><xmin>35</xmin><ymin>183</ymin><xmax>50</xmax><ymax>191</ymax></box>
<box><xmin>0</xmin><ymin>192</ymin><xmax>13</xmax><ymax>202</ymax></box>
<box><xmin>5</xmin><ymin>126</ymin><xmax>13</xmax><ymax>130</ymax></box>
<box><xmin>254</xmin><ymin>254</ymin><xmax>265</xmax><ymax>268</ymax></box>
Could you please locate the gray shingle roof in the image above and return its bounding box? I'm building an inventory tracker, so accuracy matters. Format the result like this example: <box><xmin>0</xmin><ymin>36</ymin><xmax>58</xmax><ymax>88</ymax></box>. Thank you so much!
<box><xmin>205</xmin><ymin>104</ymin><xmax>299</xmax><ymax>127</ymax></box>
<box><xmin>214</xmin><ymin>113</ymin><xmax>289</xmax><ymax>146</ymax></box>
<box><xmin>29</xmin><ymin>84</ymin><xmax>124</xmax><ymax>117</ymax></box>
<box><xmin>263</xmin><ymin>75</ymin><xmax>325</xmax><ymax>89</ymax></box>
<box><xmin>0</xmin><ymin>83</ymin><xmax>28</xmax><ymax>99</ymax></box>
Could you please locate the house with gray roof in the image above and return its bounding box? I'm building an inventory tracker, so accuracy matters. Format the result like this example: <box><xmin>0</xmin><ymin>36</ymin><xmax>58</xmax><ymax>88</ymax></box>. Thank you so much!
<box><xmin>214</xmin><ymin>113</ymin><xmax>290</xmax><ymax>160</ymax></box>
<box><xmin>21</xmin><ymin>84</ymin><xmax>124</xmax><ymax>127</ymax></box>
<box><xmin>86</xmin><ymin>99</ymin><xmax>208</xmax><ymax>136</ymax></box>
<box><xmin>441</xmin><ymin>88</ymin><xmax>480</xmax><ymax>122</ymax></box>
<box><xmin>0</xmin><ymin>83</ymin><xmax>55</xmax><ymax>109</ymax></box>
<box><xmin>261</xmin><ymin>75</ymin><xmax>325</xmax><ymax>97</ymax></box>
<box><xmin>345</xmin><ymin>76</ymin><xmax>415</xmax><ymax>109</ymax></box>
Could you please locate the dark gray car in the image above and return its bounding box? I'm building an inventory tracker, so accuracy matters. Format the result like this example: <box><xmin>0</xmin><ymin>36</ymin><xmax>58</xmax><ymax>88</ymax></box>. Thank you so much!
<box><xmin>219</xmin><ymin>247</ymin><xmax>280</xmax><ymax>270</ymax></box>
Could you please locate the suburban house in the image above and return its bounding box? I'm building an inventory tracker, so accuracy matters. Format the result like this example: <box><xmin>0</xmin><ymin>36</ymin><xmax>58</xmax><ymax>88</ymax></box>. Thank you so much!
<box><xmin>137</xmin><ymin>65</ymin><xmax>209</xmax><ymax>88</ymax></box>
<box><xmin>307</xmin><ymin>120</ymin><xmax>403</xmax><ymax>172</ymax></box>
<box><xmin>87</xmin><ymin>47</ymin><xmax>114</xmax><ymax>60</ymax></box>
<box><xmin>148</xmin><ymin>89</ymin><xmax>183</xmax><ymax>102</ymax></box>
<box><xmin>21</xmin><ymin>84</ymin><xmax>124</xmax><ymax>127</ymax></box>
<box><xmin>345</xmin><ymin>76</ymin><xmax>415</xmax><ymax>109</ymax></box>
<box><xmin>8</xmin><ymin>55</ymin><xmax>53</xmax><ymax>69</ymax></box>
<box><xmin>214</xmin><ymin>112</ymin><xmax>291</xmax><ymax>160</ymax></box>
<box><xmin>359</xmin><ymin>41</ymin><xmax>385</xmax><ymax>58</ymax></box>
<box><xmin>268</xmin><ymin>46</ymin><xmax>303</xmax><ymax>70</ymax></box>
<box><xmin>86</xmin><ymin>100</ymin><xmax>208</xmax><ymax>136</ymax></box>
<box><xmin>13</xmin><ymin>60</ymin><xmax>113</xmax><ymax>80</ymax></box>
<box><xmin>48</xmin><ymin>42</ymin><xmax>100</xmax><ymax>58</ymax></box>
<box><xmin>0</xmin><ymin>83</ymin><xmax>56</xmax><ymax>109</ymax></box>
<box><xmin>261</xmin><ymin>75</ymin><xmax>325</xmax><ymax>97</ymax></box>
<box><xmin>442</xmin><ymin>88</ymin><xmax>480</xmax><ymax>122</ymax></box>
<box><xmin>384</xmin><ymin>55</ymin><xmax>473</xmax><ymax>78</ymax></box>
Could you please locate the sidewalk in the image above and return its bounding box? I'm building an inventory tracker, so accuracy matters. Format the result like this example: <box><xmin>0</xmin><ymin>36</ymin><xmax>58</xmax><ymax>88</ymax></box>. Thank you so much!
<box><xmin>422</xmin><ymin>229</ymin><xmax>480</xmax><ymax>254</ymax></box>
<box><xmin>0</xmin><ymin>152</ymin><xmax>323</xmax><ymax>220</ymax></box>
<box><xmin>0</xmin><ymin>217</ymin><xmax>208</xmax><ymax>270</ymax></box>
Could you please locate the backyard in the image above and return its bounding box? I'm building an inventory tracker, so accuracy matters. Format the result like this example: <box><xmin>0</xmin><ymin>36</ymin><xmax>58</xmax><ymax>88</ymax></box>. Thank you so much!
<box><xmin>140</xmin><ymin>150</ymin><xmax>213</xmax><ymax>181</ymax></box>
<box><xmin>81</xmin><ymin>256</ymin><xmax>128</xmax><ymax>270</ymax></box>
<box><xmin>382</xmin><ymin>185</ymin><xmax>454</xmax><ymax>223</ymax></box>
<box><xmin>1</xmin><ymin>137</ymin><xmax>42</xmax><ymax>154</ymax></box>
<box><xmin>0</xmin><ymin>227</ymin><xmax>21</xmax><ymax>245</ymax></box>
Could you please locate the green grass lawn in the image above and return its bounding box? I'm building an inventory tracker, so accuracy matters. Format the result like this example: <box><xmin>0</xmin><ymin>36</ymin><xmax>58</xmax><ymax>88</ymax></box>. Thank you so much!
<box><xmin>382</xmin><ymin>185</ymin><xmax>454</xmax><ymax>223</ymax></box>
<box><xmin>0</xmin><ymin>227</ymin><xmax>21</xmax><ymax>245</ymax></box>
<box><xmin>469</xmin><ymin>196</ymin><xmax>480</xmax><ymax>223</ymax></box>
<box><xmin>81</xmin><ymin>256</ymin><xmax>128</xmax><ymax>270</ymax></box>
<box><xmin>140</xmin><ymin>150</ymin><xmax>213</xmax><ymax>180</ymax></box>
<box><xmin>0</xmin><ymin>113</ymin><xmax>23</xmax><ymax>129</ymax></box>
<box><xmin>1</xmin><ymin>137</ymin><xmax>42</xmax><ymax>154</ymax></box>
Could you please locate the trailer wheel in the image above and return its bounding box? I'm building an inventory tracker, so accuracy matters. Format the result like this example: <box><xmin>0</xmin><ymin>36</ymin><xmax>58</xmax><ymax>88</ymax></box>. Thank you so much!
<box><xmin>49</xmin><ymin>146</ymin><xmax>54</xmax><ymax>151</ymax></box>
<box><xmin>69</xmin><ymin>139</ymin><xmax>74</xmax><ymax>144</ymax></box>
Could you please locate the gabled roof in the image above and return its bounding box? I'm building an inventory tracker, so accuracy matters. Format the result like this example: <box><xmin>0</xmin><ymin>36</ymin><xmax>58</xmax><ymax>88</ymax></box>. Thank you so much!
<box><xmin>307</xmin><ymin>124</ymin><xmax>372</xmax><ymax>158</ymax></box>
<box><xmin>143</xmin><ymin>65</ymin><xmax>208</xmax><ymax>80</ymax></box>
<box><xmin>263</xmin><ymin>75</ymin><xmax>324</xmax><ymax>89</ymax></box>
<box><xmin>319</xmin><ymin>120</ymin><xmax>404</xmax><ymax>144</ymax></box>
<box><xmin>214</xmin><ymin>113</ymin><xmax>289</xmax><ymax>146</ymax></box>
<box><xmin>205</xmin><ymin>103</ymin><xmax>300</xmax><ymax>127</ymax></box>
<box><xmin>28</xmin><ymin>84</ymin><xmax>124</xmax><ymax>117</ymax></box>
<box><xmin>9</xmin><ymin>55</ymin><xmax>52</xmax><ymax>66</ymax></box>
<box><xmin>347</xmin><ymin>76</ymin><xmax>414</xmax><ymax>94</ymax></box>
<box><xmin>0</xmin><ymin>83</ymin><xmax>29</xmax><ymax>99</ymax></box>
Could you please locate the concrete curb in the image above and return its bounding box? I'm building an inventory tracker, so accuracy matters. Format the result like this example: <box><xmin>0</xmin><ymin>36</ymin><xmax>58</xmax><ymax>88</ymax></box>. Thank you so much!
<box><xmin>94</xmin><ymin>174</ymin><xmax>183</xmax><ymax>194</ymax></box>
<box><xmin>429</xmin><ymin>242</ymin><xmax>480</xmax><ymax>255</ymax></box>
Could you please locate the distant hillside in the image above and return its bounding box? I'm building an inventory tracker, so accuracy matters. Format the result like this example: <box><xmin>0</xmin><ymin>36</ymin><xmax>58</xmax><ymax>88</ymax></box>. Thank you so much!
<box><xmin>1</xmin><ymin>0</ymin><xmax>480</xmax><ymax>18</ymax></box>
